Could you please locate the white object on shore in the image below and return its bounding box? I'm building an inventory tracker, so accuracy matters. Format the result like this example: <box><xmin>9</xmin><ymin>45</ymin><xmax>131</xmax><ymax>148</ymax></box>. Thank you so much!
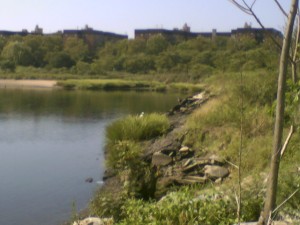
<box><xmin>139</xmin><ymin>112</ymin><xmax>144</xmax><ymax>118</ymax></box>
<box><xmin>72</xmin><ymin>217</ymin><xmax>113</xmax><ymax>225</ymax></box>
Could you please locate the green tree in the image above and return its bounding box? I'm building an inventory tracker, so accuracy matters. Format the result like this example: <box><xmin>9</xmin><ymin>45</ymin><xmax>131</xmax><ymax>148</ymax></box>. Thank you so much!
<box><xmin>146</xmin><ymin>35</ymin><xmax>169</xmax><ymax>55</ymax></box>
<box><xmin>46</xmin><ymin>51</ymin><xmax>75</xmax><ymax>68</ymax></box>
<box><xmin>127</xmin><ymin>39</ymin><xmax>146</xmax><ymax>55</ymax></box>
<box><xmin>23</xmin><ymin>35</ymin><xmax>46</xmax><ymax>67</ymax></box>
<box><xmin>64</xmin><ymin>37</ymin><xmax>89</xmax><ymax>62</ymax></box>
<box><xmin>124</xmin><ymin>54</ymin><xmax>154</xmax><ymax>73</ymax></box>
<box><xmin>1</xmin><ymin>41</ymin><xmax>33</xmax><ymax>66</ymax></box>
<box><xmin>155</xmin><ymin>51</ymin><xmax>180</xmax><ymax>72</ymax></box>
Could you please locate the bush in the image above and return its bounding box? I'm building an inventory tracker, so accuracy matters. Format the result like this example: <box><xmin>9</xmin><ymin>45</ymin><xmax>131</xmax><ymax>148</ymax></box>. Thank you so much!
<box><xmin>106</xmin><ymin>113</ymin><xmax>170</xmax><ymax>143</ymax></box>
<box><xmin>0</xmin><ymin>60</ymin><xmax>16</xmax><ymax>72</ymax></box>
<box><xmin>116</xmin><ymin>185</ymin><xmax>263</xmax><ymax>225</ymax></box>
<box><xmin>106</xmin><ymin>141</ymin><xmax>141</xmax><ymax>171</ymax></box>
<box><xmin>90</xmin><ymin>189</ymin><xmax>127</xmax><ymax>221</ymax></box>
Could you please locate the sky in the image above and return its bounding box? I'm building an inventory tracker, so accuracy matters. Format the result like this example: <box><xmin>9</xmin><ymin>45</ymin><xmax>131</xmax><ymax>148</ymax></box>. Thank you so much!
<box><xmin>0</xmin><ymin>0</ymin><xmax>291</xmax><ymax>38</ymax></box>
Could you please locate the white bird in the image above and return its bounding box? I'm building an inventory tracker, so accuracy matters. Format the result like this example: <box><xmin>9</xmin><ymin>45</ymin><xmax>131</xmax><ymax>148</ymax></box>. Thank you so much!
<box><xmin>139</xmin><ymin>112</ymin><xmax>144</xmax><ymax>118</ymax></box>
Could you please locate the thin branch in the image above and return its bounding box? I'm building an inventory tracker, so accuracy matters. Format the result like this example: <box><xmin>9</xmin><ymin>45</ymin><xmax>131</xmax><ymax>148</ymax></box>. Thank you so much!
<box><xmin>224</xmin><ymin>158</ymin><xmax>239</xmax><ymax>169</ymax></box>
<box><xmin>229</xmin><ymin>0</ymin><xmax>294</xmax><ymax>62</ymax></box>
<box><xmin>280</xmin><ymin>125</ymin><xmax>294</xmax><ymax>157</ymax></box>
<box><xmin>237</xmin><ymin>68</ymin><xmax>244</xmax><ymax>225</ymax></box>
<box><xmin>272</xmin><ymin>188</ymin><xmax>300</xmax><ymax>213</ymax></box>
<box><xmin>228</xmin><ymin>0</ymin><xmax>252</xmax><ymax>15</ymax></box>
<box><xmin>293</xmin><ymin>11</ymin><xmax>300</xmax><ymax>62</ymax></box>
<box><xmin>250</xmin><ymin>0</ymin><xmax>257</xmax><ymax>9</ymax></box>
<box><xmin>274</xmin><ymin>0</ymin><xmax>288</xmax><ymax>17</ymax></box>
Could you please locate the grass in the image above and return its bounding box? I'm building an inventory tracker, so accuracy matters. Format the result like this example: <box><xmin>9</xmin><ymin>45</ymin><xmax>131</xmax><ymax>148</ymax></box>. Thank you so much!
<box><xmin>89</xmin><ymin>69</ymin><xmax>299</xmax><ymax>224</ymax></box>
<box><xmin>106</xmin><ymin>113</ymin><xmax>170</xmax><ymax>143</ymax></box>
<box><xmin>57</xmin><ymin>79</ymin><xmax>204</xmax><ymax>93</ymax></box>
<box><xmin>57</xmin><ymin>79</ymin><xmax>162</xmax><ymax>91</ymax></box>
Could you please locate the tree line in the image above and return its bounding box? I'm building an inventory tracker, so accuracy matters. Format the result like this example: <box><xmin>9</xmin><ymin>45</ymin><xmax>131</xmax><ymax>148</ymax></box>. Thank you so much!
<box><xmin>0</xmin><ymin>33</ymin><xmax>280</xmax><ymax>77</ymax></box>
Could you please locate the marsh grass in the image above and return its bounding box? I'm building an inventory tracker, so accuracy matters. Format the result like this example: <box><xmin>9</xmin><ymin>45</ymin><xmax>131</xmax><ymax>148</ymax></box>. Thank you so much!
<box><xmin>106</xmin><ymin>113</ymin><xmax>170</xmax><ymax>143</ymax></box>
<box><xmin>57</xmin><ymin>79</ymin><xmax>159</xmax><ymax>90</ymax></box>
<box><xmin>57</xmin><ymin>79</ymin><xmax>204</xmax><ymax>92</ymax></box>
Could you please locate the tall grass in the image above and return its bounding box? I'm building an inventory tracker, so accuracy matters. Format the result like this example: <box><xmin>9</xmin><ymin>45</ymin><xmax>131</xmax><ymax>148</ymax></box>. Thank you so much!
<box><xmin>57</xmin><ymin>79</ymin><xmax>204</xmax><ymax>92</ymax></box>
<box><xmin>106</xmin><ymin>113</ymin><xmax>170</xmax><ymax>143</ymax></box>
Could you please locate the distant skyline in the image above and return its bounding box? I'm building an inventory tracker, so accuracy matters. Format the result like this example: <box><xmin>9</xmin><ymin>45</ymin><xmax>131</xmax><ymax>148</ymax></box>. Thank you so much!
<box><xmin>0</xmin><ymin>0</ymin><xmax>290</xmax><ymax>38</ymax></box>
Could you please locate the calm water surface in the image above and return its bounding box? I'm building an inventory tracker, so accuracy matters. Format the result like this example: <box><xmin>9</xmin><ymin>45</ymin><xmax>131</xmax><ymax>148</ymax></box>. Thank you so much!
<box><xmin>0</xmin><ymin>89</ymin><xmax>182</xmax><ymax>225</ymax></box>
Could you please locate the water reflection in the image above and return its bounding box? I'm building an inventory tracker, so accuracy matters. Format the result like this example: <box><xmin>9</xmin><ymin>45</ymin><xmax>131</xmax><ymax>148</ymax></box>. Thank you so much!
<box><xmin>0</xmin><ymin>89</ymin><xmax>182</xmax><ymax>225</ymax></box>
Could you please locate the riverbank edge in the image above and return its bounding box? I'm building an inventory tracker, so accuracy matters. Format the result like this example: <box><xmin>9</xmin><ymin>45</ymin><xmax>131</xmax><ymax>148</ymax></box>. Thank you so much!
<box><xmin>75</xmin><ymin>92</ymin><xmax>217</xmax><ymax>225</ymax></box>
<box><xmin>0</xmin><ymin>79</ymin><xmax>58</xmax><ymax>89</ymax></box>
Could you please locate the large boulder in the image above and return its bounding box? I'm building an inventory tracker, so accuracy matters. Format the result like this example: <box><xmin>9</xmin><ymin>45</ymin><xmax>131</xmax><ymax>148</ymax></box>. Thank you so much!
<box><xmin>152</xmin><ymin>152</ymin><xmax>173</xmax><ymax>166</ymax></box>
<box><xmin>204</xmin><ymin>165</ymin><xmax>229</xmax><ymax>179</ymax></box>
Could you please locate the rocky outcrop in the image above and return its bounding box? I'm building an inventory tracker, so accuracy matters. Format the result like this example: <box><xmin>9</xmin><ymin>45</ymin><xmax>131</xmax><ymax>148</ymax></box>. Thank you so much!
<box><xmin>140</xmin><ymin>92</ymin><xmax>230</xmax><ymax>198</ymax></box>
<box><xmin>153</xmin><ymin>148</ymin><xmax>230</xmax><ymax>198</ymax></box>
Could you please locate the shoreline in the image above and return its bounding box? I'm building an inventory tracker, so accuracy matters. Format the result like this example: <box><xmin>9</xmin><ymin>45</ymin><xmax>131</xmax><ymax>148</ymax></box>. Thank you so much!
<box><xmin>0</xmin><ymin>79</ymin><xmax>57</xmax><ymax>89</ymax></box>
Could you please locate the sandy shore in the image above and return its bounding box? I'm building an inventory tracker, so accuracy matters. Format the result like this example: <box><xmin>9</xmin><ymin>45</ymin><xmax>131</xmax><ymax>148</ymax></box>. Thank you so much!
<box><xmin>0</xmin><ymin>79</ymin><xmax>57</xmax><ymax>89</ymax></box>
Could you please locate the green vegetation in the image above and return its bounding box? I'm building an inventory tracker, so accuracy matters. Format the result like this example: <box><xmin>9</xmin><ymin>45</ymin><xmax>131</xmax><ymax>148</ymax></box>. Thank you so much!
<box><xmin>57</xmin><ymin>79</ymin><xmax>203</xmax><ymax>92</ymax></box>
<box><xmin>89</xmin><ymin>68</ymin><xmax>300</xmax><ymax>223</ymax></box>
<box><xmin>0</xmin><ymin>33</ymin><xmax>279</xmax><ymax>83</ymax></box>
<box><xmin>2</xmin><ymin>30</ymin><xmax>298</xmax><ymax>224</ymax></box>
<box><xmin>91</xmin><ymin>113</ymin><xmax>170</xmax><ymax>216</ymax></box>
<box><xmin>106</xmin><ymin>113</ymin><xmax>170</xmax><ymax>143</ymax></box>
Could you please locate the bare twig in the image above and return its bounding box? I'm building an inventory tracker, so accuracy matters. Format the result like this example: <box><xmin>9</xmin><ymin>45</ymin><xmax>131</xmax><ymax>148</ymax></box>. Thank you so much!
<box><xmin>280</xmin><ymin>125</ymin><xmax>294</xmax><ymax>157</ymax></box>
<box><xmin>224</xmin><ymin>158</ymin><xmax>239</xmax><ymax>169</ymax></box>
<box><xmin>237</xmin><ymin>68</ymin><xmax>244</xmax><ymax>224</ymax></box>
<box><xmin>234</xmin><ymin>189</ymin><xmax>241</xmax><ymax>224</ymax></box>
<box><xmin>228</xmin><ymin>0</ymin><xmax>252</xmax><ymax>14</ymax></box>
<box><xmin>228</xmin><ymin>0</ymin><xmax>283</xmax><ymax>51</ymax></box>
<box><xmin>274</xmin><ymin>0</ymin><xmax>288</xmax><ymax>17</ymax></box>
<box><xmin>272</xmin><ymin>188</ymin><xmax>300</xmax><ymax>213</ymax></box>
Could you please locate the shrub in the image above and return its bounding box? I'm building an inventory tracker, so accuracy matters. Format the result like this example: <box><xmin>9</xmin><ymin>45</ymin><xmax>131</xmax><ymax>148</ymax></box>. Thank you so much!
<box><xmin>0</xmin><ymin>60</ymin><xmax>16</xmax><ymax>72</ymax></box>
<box><xmin>106</xmin><ymin>140</ymin><xmax>141</xmax><ymax>171</ymax></box>
<box><xmin>106</xmin><ymin>113</ymin><xmax>170</xmax><ymax>143</ymax></box>
<box><xmin>116</xmin><ymin>185</ymin><xmax>263</xmax><ymax>225</ymax></box>
<box><xmin>90</xmin><ymin>189</ymin><xmax>127</xmax><ymax>221</ymax></box>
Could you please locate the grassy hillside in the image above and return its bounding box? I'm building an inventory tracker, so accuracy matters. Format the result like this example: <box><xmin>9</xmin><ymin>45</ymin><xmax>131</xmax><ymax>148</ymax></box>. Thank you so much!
<box><xmin>87</xmin><ymin>70</ymin><xmax>300</xmax><ymax>224</ymax></box>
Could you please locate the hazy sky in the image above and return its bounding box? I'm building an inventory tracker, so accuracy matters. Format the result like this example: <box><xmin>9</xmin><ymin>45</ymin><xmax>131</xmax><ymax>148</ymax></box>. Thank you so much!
<box><xmin>0</xmin><ymin>0</ymin><xmax>290</xmax><ymax>38</ymax></box>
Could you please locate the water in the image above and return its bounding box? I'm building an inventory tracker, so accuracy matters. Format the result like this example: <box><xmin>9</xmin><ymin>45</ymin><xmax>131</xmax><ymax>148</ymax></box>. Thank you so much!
<box><xmin>0</xmin><ymin>89</ymin><xmax>182</xmax><ymax>225</ymax></box>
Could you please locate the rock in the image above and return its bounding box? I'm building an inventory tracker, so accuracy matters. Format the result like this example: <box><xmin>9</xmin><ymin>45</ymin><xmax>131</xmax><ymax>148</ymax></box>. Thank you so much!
<box><xmin>182</xmin><ymin>162</ymin><xmax>199</xmax><ymax>173</ymax></box>
<box><xmin>85</xmin><ymin>177</ymin><xmax>93</xmax><ymax>183</ymax></box>
<box><xmin>182</xmin><ymin>158</ymin><xmax>210</xmax><ymax>173</ymax></box>
<box><xmin>192</xmin><ymin>92</ymin><xmax>205</xmax><ymax>100</ymax></box>
<box><xmin>182</xmin><ymin>175</ymin><xmax>207</xmax><ymax>183</ymax></box>
<box><xmin>72</xmin><ymin>217</ymin><xmax>113</xmax><ymax>225</ymax></box>
<box><xmin>183</xmin><ymin>158</ymin><xmax>192</xmax><ymax>167</ymax></box>
<box><xmin>179</xmin><ymin>146</ymin><xmax>190</xmax><ymax>152</ymax></box>
<box><xmin>214</xmin><ymin>178</ymin><xmax>222</xmax><ymax>184</ymax></box>
<box><xmin>204</xmin><ymin>165</ymin><xmax>229</xmax><ymax>179</ymax></box>
<box><xmin>152</xmin><ymin>152</ymin><xmax>173</xmax><ymax>166</ymax></box>
<box><xmin>157</xmin><ymin>139</ymin><xmax>181</xmax><ymax>154</ymax></box>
